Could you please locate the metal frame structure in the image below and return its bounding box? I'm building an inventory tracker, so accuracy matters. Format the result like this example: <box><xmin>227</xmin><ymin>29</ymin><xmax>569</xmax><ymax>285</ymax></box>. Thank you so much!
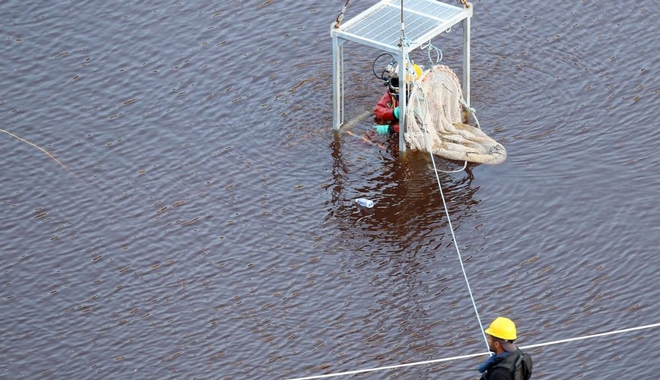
<box><xmin>331</xmin><ymin>0</ymin><xmax>473</xmax><ymax>152</ymax></box>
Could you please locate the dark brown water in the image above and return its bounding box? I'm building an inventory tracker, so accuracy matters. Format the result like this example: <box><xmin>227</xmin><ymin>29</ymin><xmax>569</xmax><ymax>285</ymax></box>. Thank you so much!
<box><xmin>1</xmin><ymin>1</ymin><xmax>659</xmax><ymax>379</ymax></box>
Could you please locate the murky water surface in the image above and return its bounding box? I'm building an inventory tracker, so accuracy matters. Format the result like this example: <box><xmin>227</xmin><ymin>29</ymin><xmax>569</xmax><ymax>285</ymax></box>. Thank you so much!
<box><xmin>1</xmin><ymin>1</ymin><xmax>659</xmax><ymax>379</ymax></box>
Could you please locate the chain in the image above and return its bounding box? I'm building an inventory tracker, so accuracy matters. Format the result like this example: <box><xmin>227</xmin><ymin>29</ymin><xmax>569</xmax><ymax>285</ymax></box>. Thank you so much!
<box><xmin>334</xmin><ymin>0</ymin><xmax>350</xmax><ymax>28</ymax></box>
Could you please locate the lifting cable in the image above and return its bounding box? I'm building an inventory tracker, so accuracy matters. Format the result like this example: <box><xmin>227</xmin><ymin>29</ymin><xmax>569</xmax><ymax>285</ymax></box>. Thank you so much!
<box><xmin>398</xmin><ymin>0</ymin><xmax>406</xmax><ymax>47</ymax></box>
<box><xmin>333</xmin><ymin>0</ymin><xmax>350</xmax><ymax>28</ymax></box>
<box><xmin>398</xmin><ymin>0</ymin><xmax>488</xmax><ymax>354</ymax></box>
<box><xmin>396</xmin><ymin>0</ymin><xmax>488</xmax><ymax>354</ymax></box>
<box><xmin>415</xmin><ymin>83</ymin><xmax>489</xmax><ymax>351</ymax></box>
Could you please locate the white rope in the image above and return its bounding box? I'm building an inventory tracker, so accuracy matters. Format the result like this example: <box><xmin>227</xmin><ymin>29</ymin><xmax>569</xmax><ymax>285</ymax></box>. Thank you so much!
<box><xmin>287</xmin><ymin>352</ymin><xmax>486</xmax><ymax>380</ymax></box>
<box><xmin>458</xmin><ymin>97</ymin><xmax>481</xmax><ymax>129</ymax></box>
<box><xmin>415</xmin><ymin>80</ymin><xmax>490</xmax><ymax>350</ymax></box>
<box><xmin>519</xmin><ymin>322</ymin><xmax>660</xmax><ymax>350</ymax></box>
<box><xmin>434</xmin><ymin>159</ymin><xmax>468</xmax><ymax>174</ymax></box>
<box><xmin>286</xmin><ymin>322</ymin><xmax>660</xmax><ymax>380</ymax></box>
<box><xmin>422</xmin><ymin>41</ymin><xmax>443</xmax><ymax>65</ymax></box>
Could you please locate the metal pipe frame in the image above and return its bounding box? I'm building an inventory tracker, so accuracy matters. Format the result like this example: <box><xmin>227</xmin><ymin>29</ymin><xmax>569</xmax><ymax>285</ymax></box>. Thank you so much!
<box><xmin>331</xmin><ymin>2</ymin><xmax>473</xmax><ymax>153</ymax></box>
<box><xmin>331</xmin><ymin>24</ymin><xmax>345</xmax><ymax>131</ymax></box>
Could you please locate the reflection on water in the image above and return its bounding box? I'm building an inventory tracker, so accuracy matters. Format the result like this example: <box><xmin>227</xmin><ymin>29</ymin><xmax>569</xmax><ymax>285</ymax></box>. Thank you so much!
<box><xmin>2</xmin><ymin>0</ymin><xmax>660</xmax><ymax>379</ymax></box>
<box><xmin>327</xmin><ymin>132</ymin><xmax>481</xmax><ymax>240</ymax></box>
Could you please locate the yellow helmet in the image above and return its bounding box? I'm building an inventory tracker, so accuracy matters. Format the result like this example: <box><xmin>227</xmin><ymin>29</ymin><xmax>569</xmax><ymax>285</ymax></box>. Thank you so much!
<box><xmin>412</xmin><ymin>63</ymin><xmax>422</xmax><ymax>80</ymax></box>
<box><xmin>404</xmin><ymin>63</ymin><xmax>423</xmax><ymax>82</ymax></box>
<box><xmin>485</xmin><ymin>317</ymin><xmax>517</xmax><ymax>341</ymax></box>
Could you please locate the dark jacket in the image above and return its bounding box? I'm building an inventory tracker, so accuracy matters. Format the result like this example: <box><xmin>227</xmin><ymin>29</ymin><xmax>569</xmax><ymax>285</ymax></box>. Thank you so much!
<box><xmin>480</xmin><ymin>349</ymin><xmax>532</xmax><ymax>380</ymax></box>
<box><xmin>374</xmin><ymin>91</ymin><xmax>399</xmax><ymax>133</ymax></box>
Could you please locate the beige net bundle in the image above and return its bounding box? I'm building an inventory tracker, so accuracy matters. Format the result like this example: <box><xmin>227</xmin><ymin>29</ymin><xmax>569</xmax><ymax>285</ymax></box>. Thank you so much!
<box><xmin>404</xmin><ymin>65</ymin><xmax>506</xmax><ymax>165</ymax></box>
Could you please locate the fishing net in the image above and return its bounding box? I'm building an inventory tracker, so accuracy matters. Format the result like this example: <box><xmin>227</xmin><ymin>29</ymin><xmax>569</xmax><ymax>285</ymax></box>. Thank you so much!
<box><xmin>404</xmin><ymin>65</ymin><xmax>506</xmax><ymax>164</ymax></box>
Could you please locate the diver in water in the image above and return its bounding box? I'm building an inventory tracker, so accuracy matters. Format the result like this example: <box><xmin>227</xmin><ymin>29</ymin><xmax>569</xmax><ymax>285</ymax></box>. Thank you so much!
<box><xmin>373</xmin><ymin>73</ymin><xmax>402</xmax><ymax>135</ymax></box>
<box><xmin>373</xmin><ymin>61</ymin><xmax>420</xmax><ymax>136</ymax></box>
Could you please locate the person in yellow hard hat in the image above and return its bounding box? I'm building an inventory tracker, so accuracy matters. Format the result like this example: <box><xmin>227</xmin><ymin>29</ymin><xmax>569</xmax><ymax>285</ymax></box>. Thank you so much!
<box><xmin>478</xmin><ymin>317</ymin><xmax>533</xmax><ymax>380</ymax></box>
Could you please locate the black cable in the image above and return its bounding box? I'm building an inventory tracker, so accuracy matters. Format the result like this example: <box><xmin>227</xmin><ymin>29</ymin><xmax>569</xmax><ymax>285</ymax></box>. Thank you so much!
<box><xmin>372</xmin><ymin>53</ymin><xmax>395</xmax><ymax>80</ymax></box>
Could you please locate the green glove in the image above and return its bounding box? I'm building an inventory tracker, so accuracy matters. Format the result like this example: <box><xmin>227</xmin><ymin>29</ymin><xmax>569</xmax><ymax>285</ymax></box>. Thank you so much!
<box><xmin>375</xmin><ymin>125</ymin><xmax>390</xmax><ymax>135</ymax></box>
<box><xmin>393</xmin><ymin>107</ymin><xmax>400</xmax><ymax>119</ymax></box>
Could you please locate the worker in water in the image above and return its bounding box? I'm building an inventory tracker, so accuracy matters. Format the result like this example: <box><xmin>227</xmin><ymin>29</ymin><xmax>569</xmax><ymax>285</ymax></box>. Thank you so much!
<box><xmin>373</xmin><ymin>62</ymin><xmax>421</xmax><ymax>135</ymax></box>
<box><xmin>478</xmin><ymin>317</ymin><xmax>533</xmax><ymax>380</ymax></box>
<box><xmin>373</xmin><ymin>74</ymin><xmax>402</xmax><ymax>135</ymax></box>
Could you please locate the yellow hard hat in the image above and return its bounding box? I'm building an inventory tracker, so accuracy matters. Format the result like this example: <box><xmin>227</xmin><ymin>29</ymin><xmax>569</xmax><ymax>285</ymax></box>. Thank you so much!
<box><xmin>485</xmin><ymin>317</ymin><xmax>517</xmax><ymax>341</ymax></box>
<box><xmin>412</xmin><ymin>63</ymin><xmax>422</xmax><ymax>80</ymax></box>
<box><xmin>405</xmin><ymin>63</ymin><xmax>422</xmax><ymax>82</ymax></box>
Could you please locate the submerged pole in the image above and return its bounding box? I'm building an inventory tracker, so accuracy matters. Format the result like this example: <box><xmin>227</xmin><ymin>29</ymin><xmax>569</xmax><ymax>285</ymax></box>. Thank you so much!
<box><xmin>398</xmin><ymin>0</ymin><xmax>407</xmax><ymax>152</ymax></box>
<box><xmin>331</xmin><ymin>26</ymin><xmax>345</xmax><ymax>130</ymax></box>
<box><xmin>462</xmin><ymin>5</ymin><xmax>471</xmax><ymax>110</ymax></box>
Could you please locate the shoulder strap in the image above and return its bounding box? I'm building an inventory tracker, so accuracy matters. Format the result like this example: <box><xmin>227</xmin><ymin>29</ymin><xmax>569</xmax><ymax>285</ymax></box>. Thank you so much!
<box><xmin>508</xmin><ymin>350</ymin><xmax>533</xmax><ymax>380</ymax></box>
<box><xmin>509</xmin><ymin>352</ymin><xmax>524</xmax><ymax>380</ymax></box>
<box><xmin>513</xmin><ymin>353</ymin><xmax>524</xmax><ymax>369</ymax></box>
<box><xmin>516</xmin><ymin>352</ymin><xmax>533</xmax><ymax>380</ymax></box>
<box><xmin>523</xmin><ymin>352</ymin><xmax>533</xmax><ymax>380</ymax></box>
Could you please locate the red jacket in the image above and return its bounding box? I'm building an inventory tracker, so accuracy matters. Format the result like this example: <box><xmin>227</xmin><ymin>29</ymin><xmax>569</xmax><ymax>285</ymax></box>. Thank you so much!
<box><xmin>374</xmin><ymin>91</ymin><xmax>399</xmax><ymax>133</ymax></box>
